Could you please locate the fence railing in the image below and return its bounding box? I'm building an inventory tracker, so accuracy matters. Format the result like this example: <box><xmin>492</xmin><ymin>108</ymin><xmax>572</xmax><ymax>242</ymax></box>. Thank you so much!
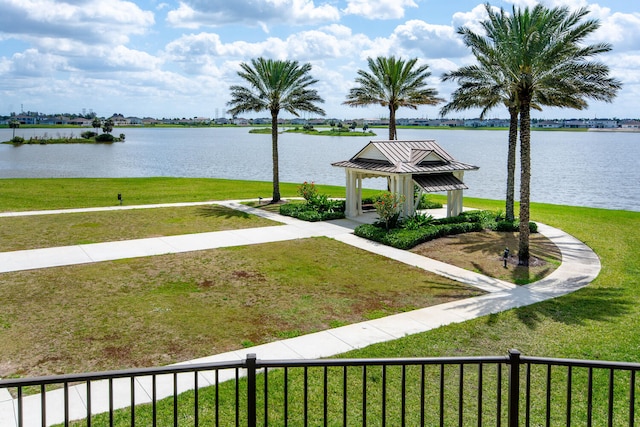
<box><xmin>1</xmin><ymin>349</ymin><xmax>639</xmax><ymax>426</ymax></box>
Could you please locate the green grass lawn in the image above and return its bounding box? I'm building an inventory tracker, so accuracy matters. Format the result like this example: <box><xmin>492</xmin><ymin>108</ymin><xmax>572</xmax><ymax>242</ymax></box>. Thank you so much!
<box><xmin>2</xmin><ymin>178</ymin><xmax>638</xmax><ymax>425</ymax></box>
<box><xmin>0</xmin><ymin>237</ymin><xmax>479</xmax><ymax>378</ymax></box>
<box><xmin>0</xmin><ymin>204</ymin><xmax>277</xmax><ymax>251</ymax></box>
<box><xmin>0</xmin><ymin>177</ymin><xmax>380</xmax><ymax>212</ymax></box>
<box><xmin>76</xmin><ymin>197</ymin><xmax>638</xmax><ymax>427</ymax></box>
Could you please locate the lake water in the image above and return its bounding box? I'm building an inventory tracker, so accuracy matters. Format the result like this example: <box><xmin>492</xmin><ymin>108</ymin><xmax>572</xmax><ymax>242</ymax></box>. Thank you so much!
<box><xmin>0</xmin><ymin>127</ymin><xmax>638</xmax><ymax>212</ymax></box>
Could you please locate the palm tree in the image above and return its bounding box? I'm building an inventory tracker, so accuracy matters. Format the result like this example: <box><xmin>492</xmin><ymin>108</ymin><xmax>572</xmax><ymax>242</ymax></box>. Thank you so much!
<box><xmin>441</xmin><ymin>59</ymin><xmax>525</xmax><ymax>221</ymax></box>
<box><xmin>344</xmin><ymin>56</ymin><xmax>443</xmax><ymax>140</ymax></box>
<box><xmin>508</xmin><ymin>5</ymin><xmax>620</xmax><ymax>265</ymax></box>
<box><xmin>91</xmin><ymin>117</ymin><xmax>101</xmax><ymax>134</ymax></box>
<box><xmin>227</xmin><ymin>57</ymin><xmax>325</xmax><ymax>202</ymax></box>
<box><xmin>447</xmin><ymin>3</ymin><xmax>620</xmax><ymax>265</ymax></box>
<box><xmin>9</xmin><ymin>119</ymin><xmax>20</xmax><ymax>140</ymax></box>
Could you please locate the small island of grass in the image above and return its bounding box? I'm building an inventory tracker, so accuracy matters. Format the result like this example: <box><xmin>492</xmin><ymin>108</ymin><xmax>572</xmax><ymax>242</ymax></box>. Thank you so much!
<box><xmin>3</xmin><ymin>130</ymin><xmax>125</xmax><ymax>145</ymax></box>
<box><xmin>249</xmin><ymin>125</ymin><xmax>375</xmax><ymax>137</ymax></box>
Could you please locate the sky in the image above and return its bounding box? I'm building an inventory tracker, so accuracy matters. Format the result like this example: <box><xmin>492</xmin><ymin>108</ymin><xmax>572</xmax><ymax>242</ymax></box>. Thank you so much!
<box><xmin>0</xmin><ymin>0</ymin><xmax>638</xmax><ymax>120</ymax></box>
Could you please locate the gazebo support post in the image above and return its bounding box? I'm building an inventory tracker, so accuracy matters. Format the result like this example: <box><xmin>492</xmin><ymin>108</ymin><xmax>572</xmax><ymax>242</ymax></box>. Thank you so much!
<box><xmin>402</xmin><ymin>174</ymin><xmax>414</xmax><ymax>218</ymax></box>
<box><xmin>345</xmin><ymin>169</ymin><xmax>358</xmax><ymax>219</ymax></box>
<box><xmin>356</xmin><ymin>175</ymin><xmax>363</xmax><ymax>215</ymax></box>
<box><xmin>447</xmin><ymin>189</ymin><xmax>463</xmax><ymax>217</ymax></box>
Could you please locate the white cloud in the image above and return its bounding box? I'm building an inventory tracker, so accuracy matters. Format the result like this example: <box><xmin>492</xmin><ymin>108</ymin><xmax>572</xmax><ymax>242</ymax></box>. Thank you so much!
<box><xmin>452</xmin><ymin>4</ymin><xmax>494</xmax><ymax>33</ymax></box>
<box><xmin>165</xmin><ymin>27</ymin><xmax>374</xmax><ymax>65</ymax></box>
<box><xmin>7</xmin><ymin>49</ymin><xmax>69</xmax><ymax>77</ymax></box>
<box><xmin>587</xmin><ymin>6</ymin><xmax>640</xmax><ymax>52</ymax></box>
<box><xmin>391</xmin><ymin>20</ymin><xmax>467</xmax><ymax>59</ymax></box>
<box><xmin>0</xmin><ymin>0</ymin><xmax>154</xmax><ymax>46</ymax></box>
<box><xmin>166</xmin><ymin>0</ymin><xmax>340</xmax><ymax>30</ymax></box>
<box><xmin>343</xmin><ymin>0</ymin><xmax>417</xmax><ymax>20</ymax></box>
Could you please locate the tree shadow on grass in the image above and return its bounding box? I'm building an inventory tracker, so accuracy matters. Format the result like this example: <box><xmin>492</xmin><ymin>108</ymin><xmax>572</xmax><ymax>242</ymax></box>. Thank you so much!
<box><xmin>196</xmin><ymin>205</ymin><xmax>251</xmax><ymax>219</ymax></box>
<box><xmin>471</xmin><ymin>261</ymin><xmax>553</xmax><ymax>285</ymax></box>
<box><xmin>514</xmin><ymin>287</ymin><xmax>633</xmax><ymax>329</ymax></box>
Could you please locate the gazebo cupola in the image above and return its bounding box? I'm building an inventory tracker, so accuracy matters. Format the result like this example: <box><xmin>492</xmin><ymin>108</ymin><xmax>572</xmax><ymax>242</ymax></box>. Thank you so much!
<box><xmin>332</xmin><ymin>140</ymin><xmax>479</xmax><ymax>219</ymax></box>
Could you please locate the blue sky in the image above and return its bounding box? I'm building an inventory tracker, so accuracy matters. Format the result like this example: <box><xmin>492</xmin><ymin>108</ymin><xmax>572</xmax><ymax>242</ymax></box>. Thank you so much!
<box><xmin>0</xmin><ymin>0</ymin><xmax>638</xmax><ymax>120</ymax></box>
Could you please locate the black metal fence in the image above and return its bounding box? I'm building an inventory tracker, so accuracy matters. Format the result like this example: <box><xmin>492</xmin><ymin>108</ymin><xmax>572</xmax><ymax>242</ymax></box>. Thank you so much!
<box><xmin>1</xmin><ymin>350</ymin><xmax>639</xmax><ymax>426</ymax></box>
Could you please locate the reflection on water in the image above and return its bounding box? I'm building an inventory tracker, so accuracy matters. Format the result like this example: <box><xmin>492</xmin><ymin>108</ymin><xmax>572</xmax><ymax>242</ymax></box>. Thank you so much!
<box><xmin>0</xmin><ymin>127</ymin><xmax>638</xmax><ymax>211</ymax></box>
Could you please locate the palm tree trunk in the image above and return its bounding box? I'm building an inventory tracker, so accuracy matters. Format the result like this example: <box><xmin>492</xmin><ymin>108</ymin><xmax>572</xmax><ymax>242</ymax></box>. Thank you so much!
<box><xmin>271</xmin><ymin>110</ymin><xmax>281</xmax><ymax>203</ymax></box>
<box><xmin>518</xmin><ymin>102</ymin><xmax>531</xmax><ymax>266</ymax></box>
<box><xmin>506</xmin><ymin>106</ymin><xmax>518</xmax><ymax>222</ymax></box>
<box><xmin>389</xmin><ymin>106</ymin><xmax>397</xmax><ymax>140</ymax></box>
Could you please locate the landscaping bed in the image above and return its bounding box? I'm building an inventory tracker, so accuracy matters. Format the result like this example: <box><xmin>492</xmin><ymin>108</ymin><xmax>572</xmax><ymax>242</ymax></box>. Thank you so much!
<box><xmin>411</xmin><ymin>230</ymin><xmax>561</xmax><ymax>284</ymax></box>
<box><xmin>354</xmin><ymin>210</ymin><xmax>538</xmax><ymax>250</ymax></box>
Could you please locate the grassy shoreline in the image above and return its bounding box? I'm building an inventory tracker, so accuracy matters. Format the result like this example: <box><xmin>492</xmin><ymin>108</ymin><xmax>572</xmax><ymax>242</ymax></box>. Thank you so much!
<box><xmin>0</xmin><ymin>177</ymin><xmax>380</xmax><ymax>212</ymax></box>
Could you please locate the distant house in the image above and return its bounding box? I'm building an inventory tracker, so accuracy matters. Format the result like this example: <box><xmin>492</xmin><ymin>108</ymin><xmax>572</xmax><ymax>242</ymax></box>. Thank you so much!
<box><xmin>620</xmin><ymin>120</ymin><xmax>640</xmax><ymax>129</ymax></box>
<box><xmin>308</xmin><ymin>118</ymin><xmax>326</xmax><ymax>126</ymax></box>
<box><xmin>441</xmin><ymin>119</ymin><xmax>464</xmax><ymax>127</ymax></box>
<box><xmin>127</xmin><ymin>117</ymin><xmax>143</xmax><ymax>125</ymax></box>
<box><xmin>108</xmin><ymin>114</ymin><xmax>129</xmax><ymax>126</ymax></box>
<box><xmin>562</xmin><ymin>119</ymin><xmax>588</xmax><ymax>128</ymax></box>
<box><xmin>67</xmin><ymin>117</ymin><xmax>92</xmax><ymax>126</ymax></box>
<box><xmin>14</xmin><ymin>114</ymin><xmax>37</xmax><ymax>125</ymax></box>
<box><xmin>142</xmin><ymin>117</ymin><xmax>161</xmax><ymax>125</ymax></box>
<box><xmin>586</xmin><ymin>119</ymin><xmax>618</xmax><ymax>129</ymax></box>
<box><xmin>535</xmin><ymin>120</ymin><xmax>563</xmax><ymax>129</ymax></box>
<box><xmin>464</xmin><ymin>119</ymin><xmax>484</xmax><ymax>128</ymax></box>
<box><xmin>214</xmin><ymin>117</ymin><xmax>230</xmax><ymax>125</ymax></box>
<box><xmin>232</xmin><ymin>117</ymin><xmax>250</xmax><ymax>126</ymax></box>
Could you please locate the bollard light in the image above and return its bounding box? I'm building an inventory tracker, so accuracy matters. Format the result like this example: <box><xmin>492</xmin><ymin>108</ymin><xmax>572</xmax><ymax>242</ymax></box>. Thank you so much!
<box><xmin>258</xmin><ymin>197</ymin><xmax>263</xmax><ymax>205</ymax></box>
<box><xmin>117</xmin><ymin>193</ymin><xmax>122</xmax><ymax>206</ymax></box>
<box><xmin>503</xmin><ymin>247</ymin><xmax>510</xmax><ymax>268</ymax></box>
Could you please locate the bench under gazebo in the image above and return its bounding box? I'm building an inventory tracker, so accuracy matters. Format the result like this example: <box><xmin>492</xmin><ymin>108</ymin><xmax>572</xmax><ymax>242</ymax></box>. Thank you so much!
<box><xmin>332</xmin><ymin>140</ymin><xmax>479</xmax><ymax>220</ymax></box>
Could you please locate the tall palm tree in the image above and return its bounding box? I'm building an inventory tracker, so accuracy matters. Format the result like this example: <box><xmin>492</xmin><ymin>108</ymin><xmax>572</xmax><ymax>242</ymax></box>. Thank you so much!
<box><xmin>227</xmin><ymin>58</ymin><xmax>325</xmax><ymax>202</ymax></box>
<box><xmin>441</xmin><ymin>58</ymin><xmax>526</xmax><ymax>221</ymax></box>
<box><xmin>344</xmin><ymin>56</ymin><xmax>443</xmax><ymax>140</ymax></box>
<box><xmin>447</xmin><ymin>3</ymin><xmax>620</xmax><ymax>265</ymax></box>
<box><xmin>507</xmin><ymin>5</ymin><xmax>620</xmax><ymax>265</ymax></box>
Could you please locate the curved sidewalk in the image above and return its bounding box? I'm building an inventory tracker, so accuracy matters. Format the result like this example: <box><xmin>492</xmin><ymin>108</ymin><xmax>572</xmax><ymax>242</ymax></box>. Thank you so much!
<box><xmin>0</xmin><ymin>201</ymin><xmax>601</xmax><ymax>426</ymax></box>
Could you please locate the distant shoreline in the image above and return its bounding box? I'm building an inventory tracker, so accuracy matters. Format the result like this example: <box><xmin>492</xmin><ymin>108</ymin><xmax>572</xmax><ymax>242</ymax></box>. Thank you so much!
<box><xmin>587</xmin><ymin>128</ymin><xmax>640</xmax><ymax>132</ymax></box>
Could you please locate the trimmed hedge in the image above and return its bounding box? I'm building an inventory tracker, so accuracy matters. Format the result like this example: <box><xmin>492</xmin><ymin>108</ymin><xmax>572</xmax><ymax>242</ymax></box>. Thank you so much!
<box><xmin>355</xmin><ymin>210</ymin><xmax>537</xmax><ymax>250</ymax></box>
<box><xmin>279</xmin><ymin>201</ymin><xmax>345</xmax><ymax>222</ymax></box>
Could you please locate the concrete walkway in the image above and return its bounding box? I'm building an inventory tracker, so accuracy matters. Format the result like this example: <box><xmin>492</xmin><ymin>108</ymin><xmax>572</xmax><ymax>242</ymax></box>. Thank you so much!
<box><xmin>0</xmin><ymin>201</ymin><xmax>601</xmax><ymax>426</ymax></box>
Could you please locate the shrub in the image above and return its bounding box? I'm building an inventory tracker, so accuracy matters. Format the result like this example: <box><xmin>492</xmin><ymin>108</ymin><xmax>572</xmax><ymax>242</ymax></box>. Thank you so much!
<box><xmin>495</xmin><ymin>220</ymin><xmax>519</xmax><ymax>232</ymax></box>
<box><xmin>401</xmin><ymin>213</ymin><xmax>434</xmax><ymax>230</ymax></box>
<box><xmin>354</xmin><ymin>209</ymin><xmax>525</xmax><ymax>250</ymax></box>
<box><xmin>10</xmin><ymin>136</ymin><xmax>25</xmax><ymax>144</ymax></box>
<box><xmin>81</xmin><ymin>131</ymin><xmax>97</xmax><ymax>139</ymax></box>
<box><xmin>280</xmin><ymin>185</ymin><xmax>345</xmax><ymax>221</ymax></box>
<box><xmin>95</xmin><ymin>133</ymin><xmax>115</xmax><ymax>142</ymax></box>
<box><xmin>495</xmin><ymin>220</ymin><xmax>538</xmax><ymax>233</ymax></box>
<box><xmin>374</xmin><ymin>192</ymin><xmax>405</xmax><ymax>230</ymax></box>
<box><xmin>279</xmin><ymin>203</ymin><xmax>305</xmax><ymax>217</ymax></box>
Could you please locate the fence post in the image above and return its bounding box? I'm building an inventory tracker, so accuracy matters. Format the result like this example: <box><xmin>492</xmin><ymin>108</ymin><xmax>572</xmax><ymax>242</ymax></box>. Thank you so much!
<box><xmin>508</xmin><ymin>349</ymin><xmax>521</xmax><ymax>427</ymax></box>
<box><xmin>246</xmin><ymin>353</ymin><xmax>257</xmax><ymax>427</ymax></box>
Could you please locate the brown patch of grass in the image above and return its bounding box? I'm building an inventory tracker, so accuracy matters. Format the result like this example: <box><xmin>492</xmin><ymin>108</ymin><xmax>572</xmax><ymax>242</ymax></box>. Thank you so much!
<box><xmin>411</xmin><ymin>231</ymin><xmax>562</xmax><ymax>284</ymax></box>
<box><xmin>0</xmin><ymin>205</ymin><xmax>277</xmax><ymax>251</ymax></box>
<box><xmin>0</xmin><ymin>237</ymin><xmax>481</xmax><ymax>378</ymax></box>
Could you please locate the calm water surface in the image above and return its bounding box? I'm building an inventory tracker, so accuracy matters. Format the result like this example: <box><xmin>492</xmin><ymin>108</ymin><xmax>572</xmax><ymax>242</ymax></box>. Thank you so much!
<box><xmin>0</xmin><ymin>127</ymin><xmax>638</xmax><ymax>212</ymax></box>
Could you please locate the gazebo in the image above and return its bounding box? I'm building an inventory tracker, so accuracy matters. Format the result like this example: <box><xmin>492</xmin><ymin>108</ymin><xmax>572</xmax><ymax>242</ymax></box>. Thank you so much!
<box><xmin>332</xmin><ymin>140</ymin><xmax>479</xmax><ymax>219</ymax></box>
